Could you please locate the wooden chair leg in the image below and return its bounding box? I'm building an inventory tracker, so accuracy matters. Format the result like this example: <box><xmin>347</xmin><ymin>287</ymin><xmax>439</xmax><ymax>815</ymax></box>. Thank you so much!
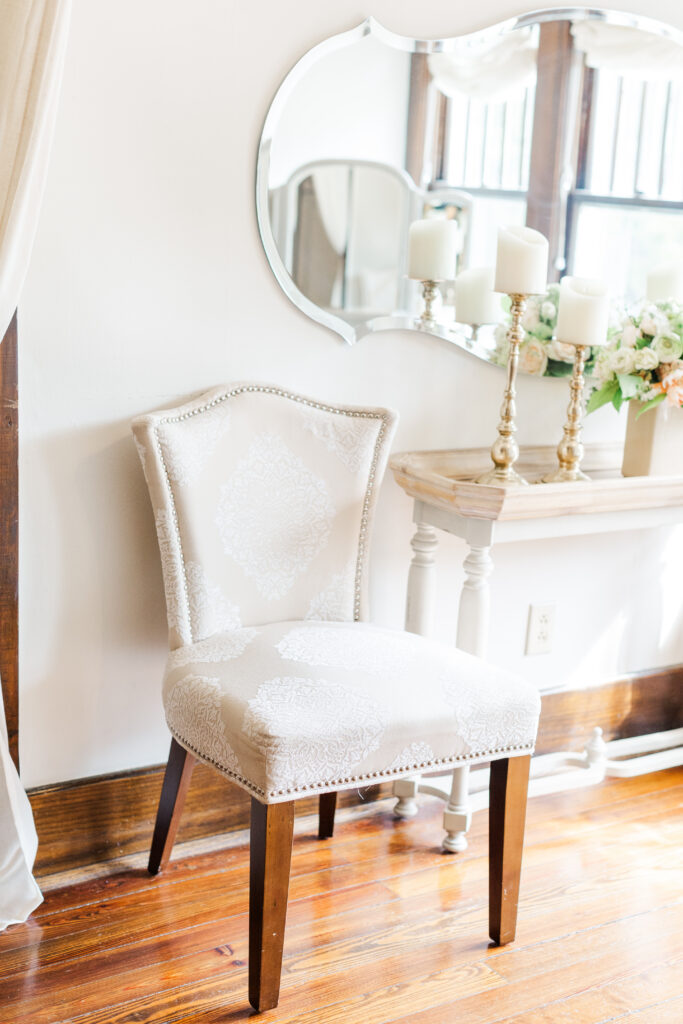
<box><xmin>318</xmin><ymin>791</ymin><xmax>337</xmax><ymax>839</ymax></box>
<box><xmin>148</xmin><ymin>738</ymin><xmax>195</xmax><ymax>876</ymax></box>
<box><xmin>489</xmin><ymin>754</ymin><xmax>531</xmax><ymax>946</ymax></box>
<box><xmin>249</xmin><ymin>799</ymin><xmax>295</xmax><ymax>1012</ymax></box>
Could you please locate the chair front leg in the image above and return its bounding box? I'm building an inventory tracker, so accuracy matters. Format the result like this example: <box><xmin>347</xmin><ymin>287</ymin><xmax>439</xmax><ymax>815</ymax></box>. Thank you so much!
<box><xmin>489</xmin><ymin>754</ymin><xmax>531</xmax><ymax>946</ymax></box>
<box><xmin>249</xmin><ymin>798</ymin><xmax>295</xmax><ymax>1012</ymax></box>
<box><xmin>318</xmin><ymin>791</ymin><xmax>337</xmax><ymax>839</ymax></box>
<box><xmin>148</xmin><ymin>737</ymin><xmax>196</xmax><ymax>876</ymax></box>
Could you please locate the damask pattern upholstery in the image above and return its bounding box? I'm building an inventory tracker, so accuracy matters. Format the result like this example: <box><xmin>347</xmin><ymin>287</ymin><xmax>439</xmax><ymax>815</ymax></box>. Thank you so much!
<box><xmin>163</xmin><ymin>620</ymin><xmax>540</xmax><ymax>803</ymax></box>
<box><xmin>133</xmin><ymin>383</ymin><xmax>394</xmax><ymax>648</ymax></box>
<box><xmin>134</xmin><ymin>383</ymin><xmax>540</xmax><ymax>804</ymax></box>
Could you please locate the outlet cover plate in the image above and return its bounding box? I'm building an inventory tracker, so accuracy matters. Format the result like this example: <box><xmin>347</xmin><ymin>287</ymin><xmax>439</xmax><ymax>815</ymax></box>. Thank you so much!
<box><xmin>525</xmin><ymin>604</ymin><xmax>556</xmax><ymax>656</ymax></box>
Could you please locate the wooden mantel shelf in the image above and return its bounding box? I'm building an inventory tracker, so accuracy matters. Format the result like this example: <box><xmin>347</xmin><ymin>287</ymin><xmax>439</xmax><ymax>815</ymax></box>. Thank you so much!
<box><xmin>390</xmin><ymin>442</ymin><xmax>683</xmax><ymax>524</ymax></box>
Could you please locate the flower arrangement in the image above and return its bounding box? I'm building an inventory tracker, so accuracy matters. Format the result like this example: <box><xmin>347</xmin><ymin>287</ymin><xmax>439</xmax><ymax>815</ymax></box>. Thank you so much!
<box><xmin>493</xmin><ymin>284</ymin><xmax>596</xmax><ymax>378</ymax></box>
<box><xmin>587</xmin><ymin>299</ymin><xmax>683</xmax><ymax>416</ymax></box>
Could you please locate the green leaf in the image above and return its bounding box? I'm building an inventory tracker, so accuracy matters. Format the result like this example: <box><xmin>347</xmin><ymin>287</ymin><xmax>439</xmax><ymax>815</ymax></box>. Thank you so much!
<box><xmin>534</xmin><ymin>324</ymin><xmax>554</xmax><ymax>341</ymax></box>
<box><xmin>586</xmin><ymin>380</ymin><xmax>618</xmax><ymax>414</ymax></box>
<box><xmin>546</xmin><ymin>359</ymin><xmax>574</xmax><ymax>378</ymax></box>
<box><xmin>635</xmin><ymin>393</ymin><xmax>666</xmax><ymax>419</ymax></box>
<box><xmin>617</xmin><ymin>373</ymin><xmax>642</xmax><ymax>399</ymax></box>
<box><xmin>612</xmin><ymin>389</ymin><xmax>624</xmax><ymax>412</ymax></box>
<box><xmin>635</xmin><ymin>337</ymin><xmax>651</xmax><ymax>350</ymax></box>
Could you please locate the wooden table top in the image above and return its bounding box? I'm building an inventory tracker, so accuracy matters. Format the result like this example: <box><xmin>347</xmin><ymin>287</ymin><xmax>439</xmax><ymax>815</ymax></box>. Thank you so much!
<box><xmin>389</xmin><ymin>443</ymin><xmax>683</xmax><ymax>523</ymax></box>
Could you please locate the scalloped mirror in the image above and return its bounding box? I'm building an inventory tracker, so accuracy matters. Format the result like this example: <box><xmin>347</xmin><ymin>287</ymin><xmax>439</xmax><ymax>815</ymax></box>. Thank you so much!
<box><xmin>256</xmin><ymin>10</ymin><xmax>683</xmax><ymax>377</ymax></box>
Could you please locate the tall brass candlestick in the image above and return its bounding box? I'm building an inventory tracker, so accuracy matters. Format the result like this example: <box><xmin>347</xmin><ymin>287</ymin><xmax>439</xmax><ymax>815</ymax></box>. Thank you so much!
<box><xmin>477</xmin><ymin>293</ymin><xmax>529</xmax><ymax>487</ymax></box>
<box><xmin>543</xmin><ymin>343</ymin><xmax>590</xmax><ymax>483</ymax></box>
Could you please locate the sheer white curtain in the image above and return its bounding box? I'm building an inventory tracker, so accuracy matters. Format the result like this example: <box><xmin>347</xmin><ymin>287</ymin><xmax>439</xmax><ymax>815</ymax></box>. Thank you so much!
<box><xmin>572</xmin><ymin>21</ymin><xmax>683</xmax><ymax>81</ymax></box>
<box><xmin>0</xmin><ymin>0</ymin><xmax>71</xmax><ymax>929</ymax></box>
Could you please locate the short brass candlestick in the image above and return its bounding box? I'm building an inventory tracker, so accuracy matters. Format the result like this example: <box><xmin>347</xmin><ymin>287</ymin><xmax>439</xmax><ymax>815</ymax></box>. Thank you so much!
<box><xmin>477</xmin><ymin>293</ymin><xmax>529</xmax><ymax>487</ymax></box>
<box><xmin>419</xmin><ymin>279</ymin><xmax>439</xmax><ymax>326</ymax></box>
<box><xmin>543</xmin><ymin>343</ymin><xmax>590</xmax><ymax>483</ymax></box>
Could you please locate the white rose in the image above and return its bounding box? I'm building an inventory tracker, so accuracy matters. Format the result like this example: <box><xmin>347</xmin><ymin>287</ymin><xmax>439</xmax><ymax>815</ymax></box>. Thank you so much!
<box><xmin>594</xmin><ymin>349</ymin><xmax>614</xmax><ymax>384</ymax></box>
<box><xmin>620</xmin><ymin>322</ymin><xmax>640</xmax><ymax>348</ymax></box>
<box><xmin>547</xmin><ymin>340</ymin><xmax>576</xmax><ymax>363</ymax></box>
<box><xmin>610</xmin><ymin>348</ymin><xmax>637</xmax><ymax>375</ymax></box>
<box><xmin>541</xmin><ymin>301</ymin><xmax>557</xmax><ymax>321</ymax></box>
<box><xmin>522</xmin><ymin>306</ymin><xmax>540</xmax><ymax>331</ymax></box>
<box><xmin>519</xmin><ymin>339</ymin><xmax>548</xmax><ymax>377</ymax></box>
<box><xmin>640</xmin><ymin>312</ymin><xmax>669</xmax><ymax>337</ymax></box>
<box><xmin>635</xmin><ymin>347</ymin><xmax>659</xmax><ymax>371</ymax></box>
<box><xmin>652</xmin><ymin>332</ymin><xmax>683</xmax><ymax>363</ymax></box>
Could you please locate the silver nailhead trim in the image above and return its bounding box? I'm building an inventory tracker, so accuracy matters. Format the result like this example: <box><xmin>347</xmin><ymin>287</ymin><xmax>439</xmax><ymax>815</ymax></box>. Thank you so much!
<box><xmin>169</xmin><ymin>726</ymin><xmax>535</xmax><ymax>802</ymax></box>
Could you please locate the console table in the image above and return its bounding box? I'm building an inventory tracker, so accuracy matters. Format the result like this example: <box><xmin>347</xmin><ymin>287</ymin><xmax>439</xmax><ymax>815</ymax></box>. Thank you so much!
<box><xmin>389</xmin><ymin>442</ymin><xmax>683</xmax><ymax>851</ymax></box>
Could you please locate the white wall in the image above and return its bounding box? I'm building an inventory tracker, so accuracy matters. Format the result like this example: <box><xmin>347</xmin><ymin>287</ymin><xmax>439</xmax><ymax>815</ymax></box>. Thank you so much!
<box><xmin>18</xmin><ymin>0</ymin><xmax>683</xmax><ymax>787</ymax></box>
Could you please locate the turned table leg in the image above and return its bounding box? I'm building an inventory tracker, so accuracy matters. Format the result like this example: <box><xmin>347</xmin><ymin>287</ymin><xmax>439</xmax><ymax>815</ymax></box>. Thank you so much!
<box><xmin>442</xmin><ymin>542</ymin><xmax>494</xmax><ymax>853</ymax></box>
<box><xmin>394</xmin><ymin>521</ymin><xmax>438</xmax><ymax>820</ymax></box>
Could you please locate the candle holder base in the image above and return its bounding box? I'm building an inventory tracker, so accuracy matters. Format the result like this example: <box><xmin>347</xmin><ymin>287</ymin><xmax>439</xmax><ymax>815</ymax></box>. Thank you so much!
<box><xmin>417</xmin><ymin>279</ymin><xmax>439</xmax><ymax>326</ymax></box>
<box><xmin>541</xmin><ymin>466</ymin><xmax>590</xmax><ymax>484</ymax></box>
<box><xmin>476</xmin><ymin>465</ymin><xmax>529</xmax><ymax>488</ymax></box>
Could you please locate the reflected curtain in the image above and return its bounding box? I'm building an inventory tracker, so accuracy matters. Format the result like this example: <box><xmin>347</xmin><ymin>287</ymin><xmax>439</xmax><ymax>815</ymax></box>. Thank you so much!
<box><xmin>0</xmin><ymin>0</ymin><xmax>71</xmax><ymax>929</ymax></box>
<box><xmin>571</xmin><ymin>22</ymin><xmax>683</xmax><ymax>80</ymax></box>
<box><xmin>428</xmin><ymin>29</ymin><xmax>537</xmax><ymax>103</ymax></box>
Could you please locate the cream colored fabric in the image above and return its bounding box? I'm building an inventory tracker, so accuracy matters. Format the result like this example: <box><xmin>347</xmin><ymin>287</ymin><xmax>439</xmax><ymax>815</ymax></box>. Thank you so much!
<box><xmin>163</xmin><ymin>620</ymin><xmax>540</xmax><ymax>803</ymax></box>
<box><xmin>0</xmin><ymin>0</ymin><xmax>71</xmax><ymax>931</ymax></box>
<box><xmin>134</xmin><ymin>383</ymin><xmax>540</xmax><ymax>805</ymax></box>
<box><xmin>133</xmin><ymin>383</ymin><xmax>396</xmax><ymax>648</ymax></box>
<box><xmin>0</xmin><ymin>0</ymin><xmax>72</xmax><ymax>338</ymax></box>
<box><xmin>0</xmin><ymin>703</ymin><xmax>42</xmax><ymax>928</ymax></box>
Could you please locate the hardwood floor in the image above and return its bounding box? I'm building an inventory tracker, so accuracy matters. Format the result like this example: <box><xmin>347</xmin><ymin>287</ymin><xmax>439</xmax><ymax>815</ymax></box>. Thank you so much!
<box><xmin>0</xmin><ymin>768</ymin><xmax>681</xmax><ymax>1023</ymax></box>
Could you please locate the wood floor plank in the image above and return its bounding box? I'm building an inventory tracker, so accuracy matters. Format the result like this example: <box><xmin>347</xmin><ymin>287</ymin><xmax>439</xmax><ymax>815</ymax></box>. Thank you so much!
<box><xmin>1</xmin><ymin>770</ymin><xmax>681</xmax><ymax>1024</ymax></box>
<box><xmin>26</xmin><ymin>769</ymin><xmax>683</xmax><ymax>924</ymax></box>
<box><xmin>495</xmin><ymin>957</ymin><xmax>683</xmax><ymax>1024</ymax></box>
<box><xmin>624</xmin><ymin>994</ymin><xmax>683</xmax><ymax>1023</ymax></box>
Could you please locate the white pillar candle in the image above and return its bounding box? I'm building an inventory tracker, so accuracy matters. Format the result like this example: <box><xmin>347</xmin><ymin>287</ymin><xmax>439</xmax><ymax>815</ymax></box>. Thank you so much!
<box><xmin>646</xmin><ymin>262</ymin><xmax>683</xmax><ymax>302</ymax></box>
<box><xmin>454</xmin><ymin>266</ymin><xmax>501</xmax><ymax>325</ymax></box>
<box><xmin>408</xmin><ymin>219</ymin><xmax>460</xmax><ymax>281</ymax></box>
<box><xmin>555</xmin><ymin>276</ymin><xmax>609</xmax><ymax>348</ymax></box>
<box><xmin>494</xmin><ymin>225</ymin><xmax>549</xmax><ymax>295</ymax></box>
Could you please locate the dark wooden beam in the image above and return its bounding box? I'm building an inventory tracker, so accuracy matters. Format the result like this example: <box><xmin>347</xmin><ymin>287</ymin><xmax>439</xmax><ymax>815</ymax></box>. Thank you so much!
<box><xmin>526</xmin><ymin>20</ymin><xmax>576</xmax><ymax>280</ymax></box>
<box><xmin>0</xmin><ymin>311</ymin><xmax>19</xmax><ymax>771</ymax></box>
<box><xmin>404</xmin><ymin>53</ymin><xmax>432</xmax><ymax>188</ymax></box>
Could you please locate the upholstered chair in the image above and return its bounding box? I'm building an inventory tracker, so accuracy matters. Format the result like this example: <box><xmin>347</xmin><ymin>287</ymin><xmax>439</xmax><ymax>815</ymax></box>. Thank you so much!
<box><xmin>133</xmin><ymin>382</ymin><xmax>541</xmax><ymax>1013</ymax></box>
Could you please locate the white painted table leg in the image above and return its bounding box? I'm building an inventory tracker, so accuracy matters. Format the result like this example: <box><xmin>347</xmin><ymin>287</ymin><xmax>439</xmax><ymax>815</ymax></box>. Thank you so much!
<box><xmin>442</xmin><ymin>543</ymin><xmax>494</xmax><ymax>852</ymax></box>
<box><xmin>456</xmin><ymin>544</ymin><xmax>493</xmax><ymax>657</ymax></box>
<box><xmin>442</xmin><ymin>761</ymin><xmax>472</xmax><ymax>853</ymax></box>
<box><xmin>405</xmin><ymin>521</ymin><xmax>439</xmax><ymax>637</ymax></box>
<box><xmin>394</xmin><ymin>520</ymin><xmax>438</xmax><ymax>820</ymax></box>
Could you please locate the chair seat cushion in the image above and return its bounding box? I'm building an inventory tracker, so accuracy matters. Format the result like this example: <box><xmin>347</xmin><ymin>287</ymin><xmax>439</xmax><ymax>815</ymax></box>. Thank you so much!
<box><xmin>162</xmin><ymin>620</ymin><xmax>541</xmax><ymax>803</ymax></box>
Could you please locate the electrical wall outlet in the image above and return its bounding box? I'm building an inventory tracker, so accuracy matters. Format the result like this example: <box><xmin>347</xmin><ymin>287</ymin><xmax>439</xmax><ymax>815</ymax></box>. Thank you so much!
<box><xmin>525</xmin><ymin>604</ymin><xmax>556</xmax><ymax>655</ymax></box>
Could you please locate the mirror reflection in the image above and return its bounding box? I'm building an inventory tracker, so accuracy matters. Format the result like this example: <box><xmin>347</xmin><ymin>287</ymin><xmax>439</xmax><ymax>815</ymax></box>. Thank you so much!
<box><xmin>257</xmin><ymin>11</ymin><xmax>683</xmax><ymax>376</ymax></box>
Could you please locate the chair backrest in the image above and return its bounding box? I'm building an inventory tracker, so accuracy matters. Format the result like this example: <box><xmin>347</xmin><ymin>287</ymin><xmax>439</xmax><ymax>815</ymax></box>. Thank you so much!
<box><xmin>133</xmin><ymin>383</ymin><xmax>398</xmax><ymax>649</ymax></box>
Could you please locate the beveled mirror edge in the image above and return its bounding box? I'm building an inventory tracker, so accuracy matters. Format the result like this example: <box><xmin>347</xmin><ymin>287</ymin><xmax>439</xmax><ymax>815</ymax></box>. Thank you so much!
<box><xmin>255</xmin><ymin>9</ymin><xmax>683</xmax><ymax>347</ymax></box>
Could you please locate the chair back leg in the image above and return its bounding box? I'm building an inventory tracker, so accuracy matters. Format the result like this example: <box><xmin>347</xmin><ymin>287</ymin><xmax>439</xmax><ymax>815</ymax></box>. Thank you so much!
<box><xmin>249</xmin><ymin>799</ymin><xmax>295</xmax><ymax>1012</ymax></box>
<box><xmin>148</xmin><ymin>738</ymin><xmax>195</xmax><ymax>875</ymax></box>
<box><xmin>489</xmin><ymin>754</ymin><xmax>531</xmax><ymax>945</ymax></box>
<box><xmin>318</xmin><ymin>791</ymin><xmax>337</xmax><ymax>839</ymax></box>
